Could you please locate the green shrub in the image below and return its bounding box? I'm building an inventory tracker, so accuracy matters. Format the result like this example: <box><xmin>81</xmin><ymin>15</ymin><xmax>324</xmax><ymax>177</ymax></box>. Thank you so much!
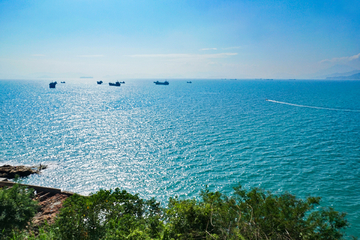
<box><xmin>4</xmin><ymin>184</ymin><xmax>351</xmax><ymax>239</ymax></box>
<box><xmin>0</xmin><ymin>183</ymin><xmax>38</xmax><ymax>239</ymax></box>
<box><xmin>164</xmin><ymin>185</ymin><xmax>349</xmax><ymax>240</ymax></box>
<box><xmin>52</xmin><ymin>188</ymin><xmax>163</xmax><ymax>240</ymax></box>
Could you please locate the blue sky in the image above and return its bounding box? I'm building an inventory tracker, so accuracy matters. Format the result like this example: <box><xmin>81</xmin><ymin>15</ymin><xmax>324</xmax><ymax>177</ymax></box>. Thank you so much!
<box><xmin>0</xmin><ymin>0</ymin><xmax>359</xmax><ymax>79</ymax></box>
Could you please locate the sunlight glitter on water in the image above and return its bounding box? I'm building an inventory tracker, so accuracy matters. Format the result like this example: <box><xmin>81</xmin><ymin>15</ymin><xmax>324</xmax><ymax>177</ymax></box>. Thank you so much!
<box><xmin>1</xmin><ymin>79</ymin><xmax>360</xmax><ymax>235</ymax></box>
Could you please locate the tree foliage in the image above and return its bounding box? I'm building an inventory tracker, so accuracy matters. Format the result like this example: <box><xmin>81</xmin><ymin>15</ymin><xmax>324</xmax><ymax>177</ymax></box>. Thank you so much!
<box><xmin>164</xmin><ymin>185</ymin><xmax>349</xmax><ymax>239</ymax></box>
<box><xmin>1</xmin><ymin>184</ymin><xmax>351</xmax><ymax>239</ymax></box>
<box><xmin>52</xmin><ymin>188</ymin><xmax>163</xmax><ymax>240</ymax></box>
<box><xmin>0</xmin><ymin>183</ymin><xmax>38</xmax><ymax>239</ymax></box>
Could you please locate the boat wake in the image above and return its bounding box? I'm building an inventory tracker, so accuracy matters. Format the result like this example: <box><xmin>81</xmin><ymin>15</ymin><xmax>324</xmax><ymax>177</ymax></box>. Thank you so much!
<box><xmin>266</xmin><ymin>99</ymin><xmax>360</xmax><ymax>112</ymax></box>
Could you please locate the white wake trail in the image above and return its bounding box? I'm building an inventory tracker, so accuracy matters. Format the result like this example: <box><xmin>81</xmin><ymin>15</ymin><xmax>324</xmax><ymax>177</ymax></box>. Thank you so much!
<box><xmin>266</xmin><ymin>99</ymin><xmax>360</xmax><ymax>112</ymax></box>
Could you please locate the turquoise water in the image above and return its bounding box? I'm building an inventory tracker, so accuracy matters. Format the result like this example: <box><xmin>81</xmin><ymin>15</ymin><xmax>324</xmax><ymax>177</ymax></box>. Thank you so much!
<box><xmin>1</xmin><ymin>79</ymin><xmax>360</xmax><ymax>236</ymax></box>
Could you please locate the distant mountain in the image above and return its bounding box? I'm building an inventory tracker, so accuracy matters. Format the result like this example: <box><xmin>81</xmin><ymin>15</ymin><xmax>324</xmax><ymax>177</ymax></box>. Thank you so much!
<box><xmin>310</xmin><ymin>64</ymin><xmax>358</xmax><ymax>79</ymax></box>
<box><xmin>325</xmin><ymin>70</ymin><xmax>360</xmax><ymax>78</ymax></box>
<box><xmin>326</xmin><ymin>72</ymin><xmax>360</xmax><ymax>80</ymax></box>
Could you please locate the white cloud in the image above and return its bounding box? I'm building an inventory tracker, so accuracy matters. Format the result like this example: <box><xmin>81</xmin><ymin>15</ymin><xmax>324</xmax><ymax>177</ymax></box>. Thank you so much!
<box><xmin>77</xmin><ymin>55</ymin><xmax>104</xmax><ymax>58</ymax></box>
<box><xmin>320</xmin><ymin>53</ymin><xmax>360</xmax><ymax>64</ymax></box>
<box><xmin>200</xmin><ymin>48</ymin><xmax>217</xmax><ymax>51</ymax></box>
<box><xmin>128</xmin><ymin>53</ymin><xmax>237</xmax><ymax>59</ymax></box>
<box><xmin>222</xmin><ymin>46</ymin><xmax>243</xmax><ymax>50</ymax></box>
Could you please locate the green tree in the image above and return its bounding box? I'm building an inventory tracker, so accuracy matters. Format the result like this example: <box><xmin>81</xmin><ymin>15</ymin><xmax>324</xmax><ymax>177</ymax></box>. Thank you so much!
<box><xmin>5</xmin><ymin>184</ymin><xmax>351</xmax><ymax>240</ymax></box>
<box><xmin>53</xmin><ymin>188</ymin><xmax>163</xmax><ymax>240</ymax></box>
<box><xmin>164</xmin><ymin>185</ymin><xmax>349</xmax><ymax>239</ymax></box>
<box><xmin>0</xmin><ymin>183</ymin><xmax>38</xmax><ymax>239</ymax></box>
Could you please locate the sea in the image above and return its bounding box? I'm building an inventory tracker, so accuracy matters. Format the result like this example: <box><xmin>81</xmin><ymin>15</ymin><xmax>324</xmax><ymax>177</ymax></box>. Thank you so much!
<box><xmin>1</xmin><ymin>79</ymin><xmax>359</xmax><ymax>236</ymax></box>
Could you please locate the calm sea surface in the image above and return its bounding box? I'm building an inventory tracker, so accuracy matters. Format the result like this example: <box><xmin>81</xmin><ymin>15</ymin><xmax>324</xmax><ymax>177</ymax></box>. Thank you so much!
<box><xmin>1</xmin><ymin>79</ymin><xmax>360</xmax><ymax>236</ymax></box>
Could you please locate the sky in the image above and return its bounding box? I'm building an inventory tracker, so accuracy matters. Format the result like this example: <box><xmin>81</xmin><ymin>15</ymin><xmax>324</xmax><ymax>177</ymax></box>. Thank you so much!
<box><xmin>0</xmin><ymin>0</ymin><xmax>359</xmax><ymax>79</ymax></box>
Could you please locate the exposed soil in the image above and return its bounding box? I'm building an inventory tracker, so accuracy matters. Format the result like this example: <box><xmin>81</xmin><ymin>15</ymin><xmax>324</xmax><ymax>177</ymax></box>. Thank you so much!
<box><xmin>32</xmin><ymin>191</ymin><xmax>70</xmax><ymax>226</ymax></box>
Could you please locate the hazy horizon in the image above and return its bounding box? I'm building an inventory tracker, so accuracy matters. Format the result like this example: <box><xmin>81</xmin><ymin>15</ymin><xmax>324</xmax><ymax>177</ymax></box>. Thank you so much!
<box><xmin>1</xmin><ymin>0</ymin><xmax>359</xmax><ymax>79</ymax></box>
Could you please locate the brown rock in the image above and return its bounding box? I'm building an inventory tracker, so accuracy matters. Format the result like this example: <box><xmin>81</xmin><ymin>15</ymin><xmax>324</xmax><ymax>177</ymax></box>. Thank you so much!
<box><xmin>0</xmin><ymin>165</ymin><xmax>46</xmax><ymax>179</ymax></box>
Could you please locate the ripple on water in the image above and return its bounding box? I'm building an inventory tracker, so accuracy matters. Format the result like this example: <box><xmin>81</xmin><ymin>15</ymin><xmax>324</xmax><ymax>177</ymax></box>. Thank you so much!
<box><xmin>1</xmin><ymin>79</ymin><xmax>360</xmax><ymax>236</ymax></box>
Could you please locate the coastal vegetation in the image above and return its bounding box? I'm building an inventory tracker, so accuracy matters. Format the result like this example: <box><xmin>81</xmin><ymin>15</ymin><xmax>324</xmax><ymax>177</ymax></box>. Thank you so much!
<box><xmin>0</xmin><ymin>183</ymin><xmax>351</xmax><ymax>239</ymax></box>
<box><xmin>0</xmin><ymin>183</ymin><xmax>38</xmax><ymax>238</ymax></box>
